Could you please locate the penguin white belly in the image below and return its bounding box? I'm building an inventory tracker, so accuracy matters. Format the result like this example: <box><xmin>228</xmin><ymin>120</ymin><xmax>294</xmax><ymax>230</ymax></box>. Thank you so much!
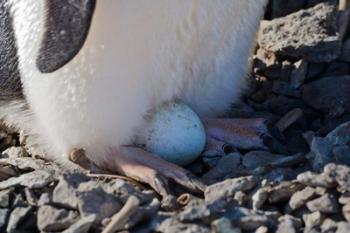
<box><xmin>9</xmin><ymin>0</ymin><xmax>266</xmax><ymax>162</ymax></box>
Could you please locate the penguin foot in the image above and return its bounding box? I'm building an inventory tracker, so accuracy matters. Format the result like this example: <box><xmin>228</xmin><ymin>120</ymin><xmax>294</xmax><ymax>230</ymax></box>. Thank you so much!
<box><xmin>203</xmin><ymin>118</ymin><xmax>281</xmax><ymax>150</ymax></box>
<box><xmin>78</xmin><ymin>146</ymin><xmax>206</xmax><ymax>198</ymax></box>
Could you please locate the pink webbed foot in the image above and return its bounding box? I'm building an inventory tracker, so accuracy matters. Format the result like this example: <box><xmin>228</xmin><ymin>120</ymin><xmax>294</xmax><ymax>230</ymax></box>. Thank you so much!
<box><xmin>203</xmin><ymin>118</ymin><xmax>282</xmax><ymax>151</ymax></box>
<box><xmin>71</xmin><ymin>146</ymin><xmax>205</xmax><ymax>198</ymax></box>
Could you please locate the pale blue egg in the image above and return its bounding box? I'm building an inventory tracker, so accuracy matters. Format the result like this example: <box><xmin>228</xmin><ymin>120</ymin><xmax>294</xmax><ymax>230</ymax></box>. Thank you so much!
<box><xmin>144</xmin><ymin>102</ymin><xmax>206</xmax><ymax>166</ymax></box>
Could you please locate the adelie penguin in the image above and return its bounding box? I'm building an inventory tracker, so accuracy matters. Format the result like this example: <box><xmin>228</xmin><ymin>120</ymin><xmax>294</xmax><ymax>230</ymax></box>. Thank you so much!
<box><xmin>0</xmin><ymin>0</ymin><xmax>269</xmax><ymax>196</ymax></box>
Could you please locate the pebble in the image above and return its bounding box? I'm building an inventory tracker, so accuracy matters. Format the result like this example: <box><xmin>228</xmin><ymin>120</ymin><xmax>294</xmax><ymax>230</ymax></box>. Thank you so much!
<box><xmin>62</xmin><ymin>215</ymin><xmax>96</xmax><ymax>233</ymax></box>
<box><xmin>6</xmin><ymin>206</ymin><xmax>32</xmax><ymax>233</ymax></box>
<box><xmin>211</xmin><ymin>217</ymin><xmax>241</xmax><ymax>233</ymax></box>
<box><xmin>288</xmin><ymin>186</ymin><xmax>316</xmax><ymax>210</ymax></box>
<box><xmin>306</xmin><ymin>193</ymin><xmax>340</xmax><ymax>214</ymax></box>
<box><xmin>0</xmin><ymin>170</ymin><xmax>54</xmax><ymax>189</ymax></box>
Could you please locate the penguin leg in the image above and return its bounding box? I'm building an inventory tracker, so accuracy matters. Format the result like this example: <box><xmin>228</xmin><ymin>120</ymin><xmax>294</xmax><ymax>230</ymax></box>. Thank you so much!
<box><xmin>203</xmin><ymin>118</ymin><xmax>277</xmax><ymax>150</ymax></box>
<box><xmin>76</xmin><ymin>146</ymin><xmax>206</xmax><ymax>197</ymax></box>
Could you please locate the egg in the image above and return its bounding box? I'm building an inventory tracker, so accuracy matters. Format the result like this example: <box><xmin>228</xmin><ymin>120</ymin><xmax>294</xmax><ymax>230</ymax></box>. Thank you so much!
<box><xmin>140</xmin><ymin>102</ymin><xmax>206</xmax><ymax>166</ymax></box>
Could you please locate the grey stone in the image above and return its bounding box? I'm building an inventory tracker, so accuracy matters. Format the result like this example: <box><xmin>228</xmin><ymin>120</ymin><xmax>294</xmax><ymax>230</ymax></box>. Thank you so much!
<box><xmin>255</xmin><ymin>226</ymin><xmax>269</xmax><ymax>233</ymax></box>
<box><xmin>77</xmin><ymin>182</ymin><xmax>122</xmax><ymax>223</ymax></box>
<box><xmin>6</xmin><ymin>206</ymin><xmax>32</xmax><ymax>233</ymax></box>
<box><xmin>0</xmin><ymin>170</ymin><xmax>54</xmax><ymax>190</ymax></box>
<box><xmin>324</xmin><ymin>164</ymin><xmax>350</xmax><ymax>192</ymax></box>
<box><xmin>302</xmin><ymin>76</ymin><xmax>350</xmax><ymax>117</ymax></box>
<box><xmin>239</xmin><ymin>215</ymin><xmax>271</xmax><ymax>231</ymax></box>
<box><xmin>0</xmin><ymin>189</ymin><xmax>11</xmax><ymax>208</ymax></box>
<box><xmin>205</xmin><ymin>176</ymin><xmax>258</xmax><ymax>204</ymax></box>
<box><xmin>321</xmin><ymin>218</ymin><xmax>338</xmax><ymax>233</ymax></box>
<box><xmin>342</xmin><ymin>203</ymin><xmax>350</xmax><ymax>222</ymax></box>
<box><xmin>276</xmin><ymin>215</ymin><xmax>302</xmax><ymax>233</ymax></box>
<box><xmin>178</xmin><ymin>199</ymin><xmax>211</xmax><ymax>222</ymax></box>
<box><xmin>259</xmin><ymin>3</ymin><xmax>343</xmax><ymax>62</ymax></box>
<box><xmin>242</xmin><ymin>151</ymin><xmax>285</xmax><ymax>170</ymax></box>
<box><xmin>156</xmin><ymin>216</ymin><xmax>211</xmax><ymax>233</ymax></box>
<box><xmin>268</xmin><ymin>181</ymin><xmax>304</xmax><ymax>204</ymax></box>
<box><xmin>211</xmin><ymin>217</ymin><xmax>241</xmax><ymax>233</ymax></box>
<box><xmin>275</xmin><ymin>108</ymin><xmax>303</xmax><ymax>133</ymax></box>
<box><xmin>337</xmin><ymin>222</ymin><xmax>350</xmax><ymax>233</ymax></box>
<box><xmin>233</xmin><ymin>191</ymin><xmax>247</xmax><ymax>206</ymax></box>
<box><xmin>0</xmin><ymin>157</ymin><xmax>59</xmax><ymax>173</ymax></box>
<box><xmin>1</xmin><ymin>147</ymin><xmax>27</xmax><ymax>158</ymax></box>
<box><xmin>0</xmin><ymin>208</ymin><xmax>8</xmax><ymax>229</ymax></box>
<box><xmin>252</xmin><ymin>187</ymin><xmax>270</xmax><ymax>210</ymax></box>
<box><xmin>303</xmin><ymin>211</ymin><xmax>324</xmax><ymax>230</ymax></box>
<box><xmin>37</xmin><ymin>192</ymin><xmax>51</xmax><ymax>206</ymax></box>
<box><xmin>288</xmin><ymin>186</ymin><xmax>316</xmax><ymax>210</ymax></box>
<box><xmin>62</xmin><ymin>215</ymin><xmax>96</xmax><ymax>233</ymax></box>
<box><xmin>53</xmin><ymin>173</ymin><xmax>90</xmax><ymax>209</ymax></box>
<box><xmin>306</xmin><ymin>194</ymin><xmax>340</xmax><ymax>214</ymax></box>
<box><xmin>297</xmin><ymin>171</ymin><xmax>335</xmax><ymax>188</ymax></box>
<box><xmin>37</xmin><ymin>205</ymin><xmax>79</xmax><ymax>232</ymax></box>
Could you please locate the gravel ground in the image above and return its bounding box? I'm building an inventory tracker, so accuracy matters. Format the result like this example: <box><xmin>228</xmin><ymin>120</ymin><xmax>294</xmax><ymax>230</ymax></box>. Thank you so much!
<box><xmin>1</xmin><ymin>1</ymin><xmax>350</xmax><ymax>232</ymax></box>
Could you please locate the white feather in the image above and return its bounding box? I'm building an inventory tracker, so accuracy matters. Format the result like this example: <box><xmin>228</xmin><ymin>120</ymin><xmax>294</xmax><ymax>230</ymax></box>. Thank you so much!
<box><xmin>7</xmin><ymin>0</ymin><xmax>267</xmax><ymax>164</ymax></box>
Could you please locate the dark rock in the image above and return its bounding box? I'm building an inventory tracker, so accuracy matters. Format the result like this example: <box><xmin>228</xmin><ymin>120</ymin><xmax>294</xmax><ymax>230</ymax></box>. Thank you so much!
<box><xmin>0</xmin><ymin>189</ymin><xmax>11</xmax><ymax>208</ymax></box>
<box><xmin>322</xmin><ymin>62</ymin><xmax>350</xmax><ymax>77</ymax></box>
<box><xmin>259</xmin><ymin>3</ymin><xmax>343</xmax><ymax>62</ymax></box>
<box><xmin>341</xmin><ymin>39</ymin><xmax>350</xmax><ymax>62</ymax></box>
<box><xmin>242</xmin><ymin>151</ymin><xmax>285</xmax><ymax>170</ymax></box>
<box><xmin>252</xmin><ymin>186</ymin><xmax>270</xmax><ymax>210</ymax></box>
<box><xmin>37</xmin><ymin>205</ymin><xmax>79</xmax><ymax>232</ymax></box>
<box><xmin>0</xmin><ymin>208</ymin><xmax>8</xmax><ymax>229</ymax></box>
<box><xmin>275</xmin><ymin>108</ymin><xmax>303</xmax><ymax>132</ymax></box>
<box><xmin>270</xmin><ymin>0</ymin><xmax>305</xmax><ymax>18</ymax></box>
<box><xmin>272</xmin><ymin>81</ymin><xmax>300</xmax><ymax>98</ymax></box>
<box><xmin>290</xmin><ymin>60</ymin><xmax>308</xmax><ymax>89</ymax></box>
<box><xmin>268</xmin><ymin>181</ymin><xmax>304</xmax><ymax>204</ymax></box>
<box><xmin>302</xmin><ymin>76</ymin><xmax>350</xmax><ymax>117</ymax></box>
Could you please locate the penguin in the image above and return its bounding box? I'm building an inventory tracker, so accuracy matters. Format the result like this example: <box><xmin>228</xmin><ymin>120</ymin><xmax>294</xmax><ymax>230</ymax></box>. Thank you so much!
<box><xmin>0</xmin><ymin>0</ymin><xmax>268</xmax><ymax>196</ymax></box>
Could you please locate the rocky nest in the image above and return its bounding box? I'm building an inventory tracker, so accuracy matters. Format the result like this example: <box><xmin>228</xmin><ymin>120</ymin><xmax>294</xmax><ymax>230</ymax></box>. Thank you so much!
<box><xmin>1</xmin><ymin>1</ymin><xmax>350</xmax><ymax>233</ymax></box>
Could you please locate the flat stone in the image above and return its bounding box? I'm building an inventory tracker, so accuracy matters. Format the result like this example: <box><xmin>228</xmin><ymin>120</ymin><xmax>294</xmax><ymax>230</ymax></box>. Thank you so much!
<box><xmin>77</xmin><ymin>182</ymin><xmax>122</xmax><ymax>223</ymax></box>
<box><xmin>156</xmin><ymin>216</ymin><xmax>211</xmax><ymax>233</ymax></box>
<box><xmin>297</xmin><ymin>171</ymin><xmax>335</xmax><ymax>188</ymax></box>
<box><xmin>302</xmin><ymin>76</ymin><xmax>350</xmax><ymax>117</ymax></box>
<box><xmin>321</xmin><ymin>218</ymin><xmax>338</xmax><ymax>233</ymax></box>
<box><xmin>242</xmin><ymin>151</ymin><xmax>285</xmax><ymax>170</ymax></box>
<box><xmin>0</xmin><ymin>189</ymin><xmax>11</xmax><ymax>208</ymax></box>
<box><xmin>259</xmin><ymin>3</ymin><xmax>342</xmax><ymax>62</ymax></box>
<box><xmin>288</xmin><ymin>186</ymin><xmax>316</xmax><ymax>210</ymax></box>
<box><xmin>275</xmin><ymin>108</ymin><xmax>303</xmax><ymax>132</ymax></box>
<box><xmin>6</xmin><ymin>206</ymin><xmax>32</xmax><ymax>233</ymax></box>
<box><xmin>342</xmin><ymin>203</ymin><xmax>350</xmax><ymax>222</ymax></box>
<box><xmin>306</xmin><ymin>193</ymin><xmax>340</xmax><ymax>214</ymax></box>
<box><xmin>0</xmin><ymin>170</ymin><xmax>54</xmax><ymax>190</ymax></box>
<box><xmin>37</xmin><ymin>205</ymin><xmax>79</xmax><ymax>232</ymax></box>
<box><xmin>205</xmin><ymin>176</ymin><xmax>258</xmax><ymax>204</ymax></box>
<box><xmin>337</xmin><ymin>222</ymin><xmax>350</xmax><ymax>233</ymax></box>
<box><xmin>178</xmin><ymin>199</ymin><xmax>212</xmax><ymax>222</ymax></box>
<box><xmin>62</xmin><ymin>215</ymin><xmax>96</xmax><ymax>233</ymax></box>
<box><xmin>276</xmin><ymin>215</ymin><xmax>302</xmax><ymax>233</ymax></box>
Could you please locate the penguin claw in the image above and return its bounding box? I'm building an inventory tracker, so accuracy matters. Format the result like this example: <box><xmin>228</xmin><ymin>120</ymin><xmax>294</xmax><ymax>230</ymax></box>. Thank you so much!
<box><xmin>203</xmin><ymin>118</ymin><xmax>280</xmax><ymax>150</ymax></box>
<box><xmin>70</xmin><ymin>146</ymin><xmax>206</xmax><ymax>198</ymax></box>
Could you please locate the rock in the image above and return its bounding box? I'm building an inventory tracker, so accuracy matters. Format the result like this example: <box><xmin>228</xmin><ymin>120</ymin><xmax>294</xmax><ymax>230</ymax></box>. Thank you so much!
<box><xmin>333</xmin><ymin>145</ymin><xmax>350</xmax><ymax>166</ymax></box>
<box><xmin>202</xmin><ymin>153</ymin><xmax>241</xmax><ymax>184</ymax></box>
<box><xmin>37</xmin><ymin>205</ymin><xmax>79</xmax><ymax>232</ymax></box>
<box><xmin>306</xmin><ymin>193</ymin><xmax>340</xmax><ymax>214</ymax></box>
<box><xmin>275</xmin><ymin>108</ymin><xmax>303</xmax><ymax>132</ymax></box>
<box><xmin>259</xmin><ymin>3</ymin><xmax>343</xmax><ymax>62</ymax></box>
<box><xmin>1</xmin><ymin>147</ymin><xmax>27</xmax><ymax>158</ymax></box>
<box><xmin>211</xmin><ymin>217</ymin><xmax>241</xmax><ymax>233</ymax></box>
<box><xmin>0</xmin><ymin>170</ymin><xmax>54</xmax><ymax>190</ymax></box>
<box><xmin>341</xmin><ymin>39</ymin><xmax>350</xmax><ymax>62</ymax></box>
<box><xmin>255</xmin><ymin>226</ymin><xmax>269</xmax><ymax>233</ymax></box>
<box><xmin>288</xmin><ymin>186</ymin><xmax>316</xmax><ymax>210</ymax></box>
<box><xmin>0</xmin><ymin>157</ymin><xmax>59</xmax><ymax>173</ymax></box>
<box><xmin>252</xmin><ymin>187</ymin><xmax>270</xmax><ymax>210</ymax></box>
<box><xmin>239</xmin><ymin>215</ymin><xmax>271</xmax><ymax>231</ymax></box>
<box><xmin>242</xmin><ymin>151</ymin><xmax>285</xmax><ymax>170</ymax></box>
<box><xmin>272</xmin><ymin>81</ymin><xmax>300</xmax><ymax>98</ymax></box>
<box><xmin>337</xmin><ymin>222</ymin><xmax>350</xmax><ymax>233</ymax></box>
<box><xmin>321</xmin><ymin>218</ymin><xmax>338</xmax><ymax>233</ymax></box>
<box><xmin>324</xmin><ymin>164</ymin><xmax>350</xmax><ymax>192</ymax></box>
<box><xmin>290</xmin><ymin>60</ymin><xmax>308</xmax><ymax>89</ymax></box>
<box><xmin>178</xmin><ymin>199</ymin><xmax>212</xmax><ymax>222</ymax></box>
<box><xmin>303</xmin><ymin>211</ymin><xmax>324</xmax><ymax>230</ymax></box>
<box><xmin>38</xmin><ymin>192</ymin><xmax>51</xmax><ymax>206</ymax></box>
<box><xmin>205</xmin><ymin>176</ymin><xmax>258</xmax><ymax>204</ymax></box>
<box><xmin>6</xmin><ymin>206</ymin><xmax>32</xmax><ymax>233</ymax></box>
<box><xmin>77</xmin><ymin>182</ymin><xmax>122</xmax><ymax>223</ymax></box>
<box><xmin>156</xmin><ymin>216</ymin><xmax>211</xmax><ymax>233</ymax></box>
<box><xmin>270</xmin><ymin>0</ymin><xmax>305</xmax><ymax>18</ymax></box>
<box><xmin>302</xmin><ymin>76</ymin><xmax>350</xmax><ymax>116</ymax></box>
<box><xmin>53</xmin><ymin>173</ymin><xmax>90</xmax><ymax>209</ymax></box>
<box><xmin>0</xmin><ymin>189</ymin><xmax>11</xmax><ymax>208</ymax></box>
<box><xmin>276</xmin><ymin>215</ymin><xmax>302</xmax><ymax>233</ymax></box>
<box><xmin>0</xmin><ymin>208</ymin><xmax>8</xmax><ymax>229</ymax></box>
<box><xmin>62</xmin><ymin>215</ymin><xmax>96</xmax><ymax>233</ymax></box>
<box><xmin>297</xmin><ymin>171</ymin><xmax>336</xmax><ymax>188</ymax></box>
<box><xmin>342</xmin><ymin>203</ymin><xmax>350</xmax><ymax>222</ymax></box>
<box><xmin>268</xmin><ymin>181</ymin><xmax>304</xmax><ymax>204</ymax></box>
